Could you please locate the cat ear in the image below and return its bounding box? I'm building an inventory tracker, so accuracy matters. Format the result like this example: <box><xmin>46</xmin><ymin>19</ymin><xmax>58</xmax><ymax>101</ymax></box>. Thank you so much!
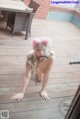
<box><xmin>42</xmin><ymin>39</ymin><xmax>48</xmax><ymax>46</ymax></box>
<box><xmin>32</xmin><ymin>40</ymin><xmax>38</xmax><ymax>46</ymax></box>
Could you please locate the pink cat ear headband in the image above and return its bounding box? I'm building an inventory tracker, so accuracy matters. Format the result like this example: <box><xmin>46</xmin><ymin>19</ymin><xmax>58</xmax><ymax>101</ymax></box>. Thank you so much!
<box><xmin>32</xmin><ymin>37</ymin><xmax>52</xmax><ymax>51</ymax></box>
<box><xmin>32</xmin><ymin>39</ymin><xmax>48</xmax><ymax>46</ymax></box>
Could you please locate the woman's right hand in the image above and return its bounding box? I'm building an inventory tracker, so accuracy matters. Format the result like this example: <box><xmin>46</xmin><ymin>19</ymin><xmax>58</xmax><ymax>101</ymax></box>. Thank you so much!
<box><xmin>11</xmin><ymin>93</ymin><xmax>24</xmax><ymax>101</ymax></box>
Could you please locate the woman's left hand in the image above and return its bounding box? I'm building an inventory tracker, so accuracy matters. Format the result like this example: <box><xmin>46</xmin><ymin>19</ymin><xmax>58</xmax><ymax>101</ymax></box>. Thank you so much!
<box><xmin>40</xmin><ymin>90</ymin><xmax>50</xmax><ymax>101</ymax></box>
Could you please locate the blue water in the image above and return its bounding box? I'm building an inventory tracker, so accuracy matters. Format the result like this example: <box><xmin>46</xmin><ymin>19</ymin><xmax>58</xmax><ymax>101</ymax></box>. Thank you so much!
<box><xmin>48</xmin><ymin>11</ymin><xmax>80</xmax><ymax>28</ymax></box>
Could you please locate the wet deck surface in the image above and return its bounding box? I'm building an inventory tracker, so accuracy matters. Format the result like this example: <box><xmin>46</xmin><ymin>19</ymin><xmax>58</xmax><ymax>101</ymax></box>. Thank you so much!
<box><xmin>0</xmin><ymin>19</ymin><xmax>80</xmax><ymax>119</ymax></box>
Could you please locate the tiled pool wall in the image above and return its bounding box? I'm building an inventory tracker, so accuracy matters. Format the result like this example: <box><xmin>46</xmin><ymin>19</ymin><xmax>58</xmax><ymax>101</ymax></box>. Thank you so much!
<box><xmin>47</xmin><ymin>6</ymin><xmax>80</xmax><ymax>28</ymax></box>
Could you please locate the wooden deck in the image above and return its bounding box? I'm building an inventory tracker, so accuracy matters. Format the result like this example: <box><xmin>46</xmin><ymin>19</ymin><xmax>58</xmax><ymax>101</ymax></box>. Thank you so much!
<box><xmin>0</xmin><ymin>19</ymin><xmax>80</xmax><ymax>119</ymax></box>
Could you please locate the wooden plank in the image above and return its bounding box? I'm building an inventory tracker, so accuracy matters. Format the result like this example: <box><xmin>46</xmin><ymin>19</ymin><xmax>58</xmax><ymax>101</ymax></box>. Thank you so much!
<box><xmin>3</xmin><ymin>82</ymin><xmax>80</xmax><ymax>92</ymax></box>
<box><xmin>0</xmin><ymin>83</ymin><xmax>78</xmax><ymax>95</ymax></box>
<box><xmin>0</xmin><ymin>41</ymin><xmax>31</xmax><ymax>46</ymax></box>
<box><xmin>0</xmin><ymin>98</ymin><xmax>66</xmax><ymax>112</ymax></box>
<box><xmin>0</xmin><ymin>65</ymin><xmax>80</xmax><ymax>72</ymax></box>
<box><xmin>0</xmin><ymin>75</ymin><xmax>79</xmax><ymax>86</ymax></box>
<box><xmin>0</xmin><ymin>69</ymin><xmax>80</xmax><ymax>75</ymax></box>
<box><xmin>0</xmin><ymin>79</ymin><xmax>36</xmax><ymax>87</ymax></box>
<box><xmin>0</xmin><ymin>58</ymin><xmax>80</xmax><ymax>71</ymax></box>
<box><xmin>0</xmin><ymin>44</ymin><xmax>80</xmax><ymax>49</ymax></box>
<box><xmin>0</xmin><ymin>89</ymin><xmax>76</xmax><ymax>103</ymax></box>
<box><xmin>0</xmin><ymin>96</ymin><xmax>73</xmax><ymax>119</ymax></box>
<box><xmin>9</xmin><ymin>107</ymin><xmax>62</xmax><ymax>119</ymax></box>
<box><xmin>0</xmin><ymin>97</ymin><xmax>72</xmax><ymax>118</ymax></box>
<box><xmin>0</xmin><ymin>66</ymin><xmax>80</xmax><ymax>74</ymax></box>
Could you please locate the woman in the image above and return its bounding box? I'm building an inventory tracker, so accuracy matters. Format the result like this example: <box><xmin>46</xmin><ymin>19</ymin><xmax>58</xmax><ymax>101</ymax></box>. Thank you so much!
<box><xmin>11</xmin><ymin>37</ymin><xmax>55</xmax><ymax>101</ymax></box>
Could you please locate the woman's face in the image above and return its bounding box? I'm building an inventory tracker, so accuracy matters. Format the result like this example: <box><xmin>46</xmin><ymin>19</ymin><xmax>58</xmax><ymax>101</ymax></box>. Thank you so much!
<box><xmin>35</xmin><ymin>49</ymin><xmax>44</xmax><ymax>57</ymax></box>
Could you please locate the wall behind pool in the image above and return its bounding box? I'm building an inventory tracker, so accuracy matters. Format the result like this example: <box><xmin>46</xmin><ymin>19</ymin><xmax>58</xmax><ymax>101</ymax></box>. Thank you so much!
<box><xmin>48</xmin><ymin>11</ymin><xmax>73</xmax><ymax>21</ymax></box>
<box><xmin>71</xmin><ymin>14</ymin><xmax>80</xmax><ymax>28</ymax></box>
<box><xmin>47</xmin><ymin>6</ymin><xmax>80</xmax><ymax>28</ymax></box>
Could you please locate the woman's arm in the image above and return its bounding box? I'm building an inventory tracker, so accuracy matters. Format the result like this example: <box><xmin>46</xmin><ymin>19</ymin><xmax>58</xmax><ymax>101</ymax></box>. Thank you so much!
<box><xmin>22</xmin><ymin>63</ymin><xmax>31</xmax><ymax>94</ymax></box>
<box><xmin>40</xmin><ymin>55</ymin><xmax>55</xmax><ymax>101</ymax></box>
<box><xmin>11</xmin><ymin>63</ymin><xmax>31</xmax><ymax>101</ymax></box>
